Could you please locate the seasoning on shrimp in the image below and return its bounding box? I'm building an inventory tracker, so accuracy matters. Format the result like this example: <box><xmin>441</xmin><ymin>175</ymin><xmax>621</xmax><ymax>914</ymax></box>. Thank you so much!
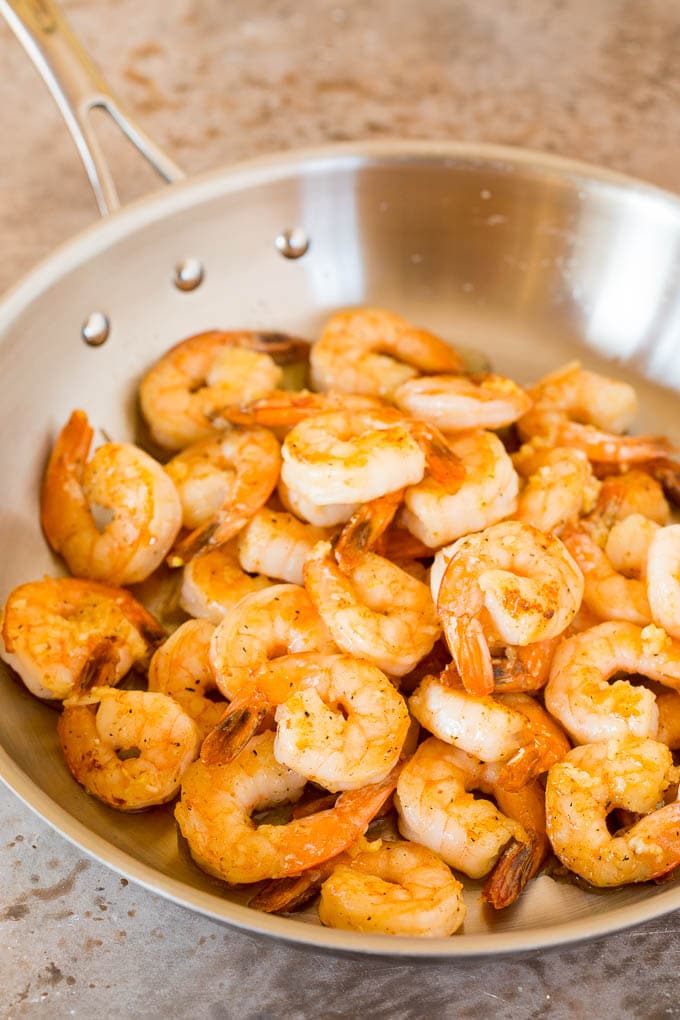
<box><xmin>59</xmin><ymin>687</ymin><xmax>200</xmax><ymax>810</ymax></box>
<box><xmin>148</xmin><ymin>619</ymin><xmax>226</xmax><ymax>737</ymax></box>
<box><xmin>318</xmin><ymin>839</ymin><xmax>466</xmax><ymax>937</ymax></box>
<box><xmin>41</xmin><ymin>410</ymin><xmax>182</xmax><ymax>586</ymax></box>
<box><xmin>0</xmin><ymin>576</ymin><xmax>164</xmax><ymax>701</ymax></box>
<box><xmin>310</xmin><ymin>307</ymin><xmax>464</xmax><ymax>398</ymax></box>
<box><xmin>165</xmin><ymin>426</ymin><xmax>281</xmax><ymax>565</ymax></box>
<box><xmin>544</xmin><ymin>620</ymin><xmax>680</xmax><ymax>745</ymax></box>
<box><xmin>545</xmin><ymin>735</ymin><xmax>680</xmax><ymax>886</ymax></box>
<box><xmin>139</xmin><ymin>329</ymin><xmax>310</xmax><ymax>451</ymax></box>
<box><xmin>304</xmin><ymin>540</ymin><xmax>440</xmax><ymax>677</ymax></box>
<box><xmin>179</xmin><ymin>541</ymin><xmax>272</xmax><ymax>623</ymax></box>
<box><xmin>175</xmin><ymin>730</ymin><xmax>400</xmax><ymax>885</ymax></box>
<box><xmin>437</xmin><ymin>521</ymin><xmax>583</xmax><ymax>696</ymax></box>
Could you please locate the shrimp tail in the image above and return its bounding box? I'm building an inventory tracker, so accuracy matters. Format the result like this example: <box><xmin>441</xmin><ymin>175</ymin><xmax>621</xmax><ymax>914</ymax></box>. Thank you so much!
<box><xmin>333</xmin><ymin>489</ymin><xmax>405</xmax><ymax>573</ymax></box>
<box><xmin>411</xmin><ymin>422</ymin><xmax>466</xmax><ymax>488</ymax></box>
<box><xmin>647</xmin><ymin>458</ymin><xmax>680</xmax><ymax>509</ymax></box>
<box><xmin>482</xmin><ymin>833</ymin><xmax>547</xmax><ymax>909</ymax></box>
<box><xmin>200</xmin><ymin>690</ymin><xmax>273</xmax><ymax>766</ymax></box>
<box><xmin>249</xmin><ymin>857</ymin><xmax>341</xmax><ymax>914</ymax></box>
<box><xmin>249</xmin><ymin>332</ymin><xmax>311</xmax><ymax>365</ymax></box>
<box><xmin>491</xmin><ymin>639</ymin><xmax>558</xmax><ymax>693</ymax></box>
<box><xmin>77</xmin><ymin>639</ymin><xmax>120</xmax><ymax>692</ymax></box>
<box><xmin>168</xmin><ymin>522</ymin><xmax>221</xmax><ymax>568</ymax></box>
<box><xmin>494</xmin><ymin>743</ymin><xmax>543</xmax><ymax>791</ymax></box>
<box><xmin>40</xmin><ymin>409</ymin><xmax>93</xmax><ymax>551</ymax></box>
<box><xmin>444</xmin><ymin>614</ymin><xmax>495</xmax><ymax>696</ymax></box>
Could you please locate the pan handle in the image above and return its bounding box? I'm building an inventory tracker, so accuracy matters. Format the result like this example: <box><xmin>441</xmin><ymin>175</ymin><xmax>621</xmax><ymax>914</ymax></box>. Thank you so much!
<box><xmin>1</xmin><ymin>0</ymin><xmax>185</xmax><ymax>215</ymax></box>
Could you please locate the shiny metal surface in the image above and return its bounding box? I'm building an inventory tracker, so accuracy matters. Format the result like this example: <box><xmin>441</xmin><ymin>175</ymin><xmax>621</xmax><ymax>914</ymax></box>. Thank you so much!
<box><xmin>1</xmin><ymin>141</ymin><xmax>680</xmax><ymax>956</ymax></box>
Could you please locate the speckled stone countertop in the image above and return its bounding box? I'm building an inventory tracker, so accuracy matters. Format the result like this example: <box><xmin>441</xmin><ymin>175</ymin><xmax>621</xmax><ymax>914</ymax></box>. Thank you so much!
<box><xmin>2</xmin><ymin>1</ymin><xmax>680</xmax><ymax>1016</ymax></box>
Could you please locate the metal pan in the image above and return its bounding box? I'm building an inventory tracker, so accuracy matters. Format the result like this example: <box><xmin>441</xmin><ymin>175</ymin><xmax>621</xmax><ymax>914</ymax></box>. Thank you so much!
<box><xmin>2</xmin><ymin>0</ymin><xmax>680</xmax><ymax>958</ymax></box>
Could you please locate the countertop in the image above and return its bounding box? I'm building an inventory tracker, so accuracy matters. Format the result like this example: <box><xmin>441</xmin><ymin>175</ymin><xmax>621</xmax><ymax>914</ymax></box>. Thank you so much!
<box><xmin>2</xmin><ymin>1</ymin><xmax>680</xmax><ymax>1016</ymax></box>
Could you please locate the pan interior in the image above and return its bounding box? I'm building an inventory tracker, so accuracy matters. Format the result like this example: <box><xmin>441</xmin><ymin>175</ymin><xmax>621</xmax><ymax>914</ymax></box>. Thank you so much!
<box><xmin>2</xmin><ymin>145</ymin><xmax>680</xmax><ymax>955</ymax></box>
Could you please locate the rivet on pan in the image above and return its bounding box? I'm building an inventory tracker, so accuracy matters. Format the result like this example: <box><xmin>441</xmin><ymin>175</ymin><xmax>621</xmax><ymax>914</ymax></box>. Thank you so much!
<box><xmin>81</xmin><ymin>312</ymin><xmax>110</xmax><ymax>347</ymax></box>
<box><xmin>275</xmin><ymin>228</ymin><xmax>309</xmax><ymax>259</ymax></box>
<box><xmin>173</xmin><ymin>258</ymin><xmax>204</xmax><ymax>291</ymax></box>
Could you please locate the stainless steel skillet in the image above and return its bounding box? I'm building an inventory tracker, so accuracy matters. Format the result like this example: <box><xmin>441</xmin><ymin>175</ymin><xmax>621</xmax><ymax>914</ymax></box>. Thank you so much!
<box><xmin>2</xmin><ymin>0</ymin><xmax>680</xmax><ymax>958</ymax></box>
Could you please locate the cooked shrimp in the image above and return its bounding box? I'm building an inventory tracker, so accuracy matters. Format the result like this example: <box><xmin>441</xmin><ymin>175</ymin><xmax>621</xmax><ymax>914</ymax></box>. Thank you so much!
<box><xmin>561</xmin><ymin>528</ymin><xmax>651</xmax><ymax>627</ymax></box>
<box><xmin>512</xmin><ymin>444</ymin><xmax>600</xmax><ymax>535</ymax></box>
<box><xmin>165</xmin><ymin>427</ymin><xmax>281</xmax><ymax>565</ymax></box>
<box><xmin>58</xmin><ymin>687</ymin><xmax>200</xmax><ymax>810</ymax></box>
<box><xmin>544</xmin><ymin>621</ymin><xmax>680</xmax><ymax>744</ymax></box>
<box><xmin>179</xmin><ymin>542</ymin><xmax>272</xmax><ymax>623</ymax></box>
<box><xmin>41</xmin><ymin>410</ymin><xmax>182</xmax><ymax>586</ymax></box>
<box><xmin>545</xmin><ymin>735</ymin><xmax>680</xmax><ymax>886</ymax></box>
<box><xmin>604</xmin><ymin>514</ymin><xmax>659</xmax><ymax>580</ymax></box>
<box><xmin>399</xmin><ymin>430</ymin><xmax>519</xmax><ymax>549</ymax></box>
<box><xmin>518</xmin><ymin>362</ymin><xmax>671</xmax><ymax>464</ymax></box>
<box><xmin>490</xmin><ymin>639</ymin><xmax>559</xmax><ymax>693</ymax></box>
<box><xmin>656</xmin><ymin>690</ymin><xmax>680</xmax><ymax>750</ymax></box>
<box><xmin>139</xmin><ymin>329</ymin><xmax>309</xmax><ymax>450</ymax></box>
<box><xmin>589</xmin><ymin>470</ymin><xmax>670</xmax><ymax>532</ymax></box>
<box><xmin>394</xmin><ymin>373</ymin><xmax>531</xmax><ymax>431</ymax></box>
<box><xmin>278</xmin><ymin>477</ymin><xmax>358</xmax><ymax>528</ymax></box>
<box><xmin>395</xmin><ymin>738</ymin><xmax>525</xmax><ymax>879</ymax></box>
<box><xmin>281</xmin><ymin>410</ymin><xmax>426</xmax><ymax>506</ymax></box>
<box><xmin>408</xmin><ymin>675</ymin><xmax>569</xmax><ymax>789</ymax></box>
<box><xmin>209</xmin><ymin>584</ymin><xmax>336</xmax><ymax>699</ymax></box>
<box><xmin>148</xmin><ymin>619</ymin><xmax>226</xmax><ymax>737</ymax></box>
<box><xmin>237</xmin><ymin>510</ymin><xmax>331</xmax><ymax>586</ymax></box>
<box><xmin>647</xmin><ymin>525</ymin><xmax>680</xmax><ymax>639</ymax></box>
<box><xmin>0</xmin><ymin>577</ymin><xmax>164</xmax><ymax>701</ymax></box>
<box><xmin>304</xmin><ymin>541</ymin><xmax>440</xmax><ymax>677</ymax></box>
<box><xmin>216</xmin><ymin>653</ymin><xmax>410</xmax><ymax>791</ymax></box>
<box><xmin>310</xmin><ymin>307</ymin><xmax>463</xmax><ymax>398</ymax></box>
<box><xmin>216</xmin><ymin>389</ymin><xmax>385</xmax><ymax>430</ymax></box>
<box><xmin>437</xmin><ymin>522</ymin><xmax>584</xmax><ymax>696</ymax></box>
<box><xmin>318</xmin><ymin>839</ymin><xmax>466</xmax><ymax>937</ymax></box>
<box><xmin>174</xmin><ymin>730</ymin><xmax>399</xmax><ymax>884</ymax></box>
<box><xmin>481</xmin><ymin>776</ymin><xmax>549</xmax><ymax>909</ymax></box>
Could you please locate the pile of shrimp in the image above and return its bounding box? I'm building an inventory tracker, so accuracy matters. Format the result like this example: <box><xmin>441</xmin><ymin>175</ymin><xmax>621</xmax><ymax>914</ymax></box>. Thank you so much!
<box><xmin>3</xmin><ymin>309</ymin><xmax>680</xmax><ymax>940</ymax></box>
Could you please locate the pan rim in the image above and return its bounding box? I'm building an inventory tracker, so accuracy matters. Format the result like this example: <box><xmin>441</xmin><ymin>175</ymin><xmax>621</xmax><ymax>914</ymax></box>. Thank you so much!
<box><xmin>2</xmin><ymin>136</ymin><xmax>680</xmax><ymax>956</ymax></box>
<box><xmin>3</xmin><ymin>136</ymin><xmax>680</xmax><ymax>325</ymax></box>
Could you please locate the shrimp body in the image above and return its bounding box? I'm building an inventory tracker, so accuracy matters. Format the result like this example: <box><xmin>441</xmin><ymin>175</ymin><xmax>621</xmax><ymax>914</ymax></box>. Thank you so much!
<box><xmin>237</xmin><ymin>510</ymin><xmax>331</xmax><ymax>586</ymax></box>
<box><xmin>41</xmin><ymin>411</ymin><xmax>182</xmax><ymax>586</ymax></box>
<box><xmin>517</xmin><ymin>362</ymin><xmax>673</xmax><ymax>463</ymax></box>
<box><xmin>409</xmin><ymin>676</ymin><xmax>569</xmax><ymax>789</ymax></box>
<box><xmin>179</xmin><ymin>542</ymin><xmax>272</xmax><ymax>623</ymax></box>
<box><xmin>219</xmin><ymin>389</ymin><xmax>385</xmax><ymax>430</ymax></box>
<box><xmin>139</xmin><ymin>330</ymin><xmax>309</xmax><ymax>450</ymax></box>
<box><xmin>395</xmin><ymin>738</ymin><xmax>525</xmax><ymax>879</ymax></box>
<box><xmin>437</xmin><ymin>522</ymin><xmax>583</xmax><ymax>695</ymax></box>
<box><xmin>148</xmin><ymin>619</ymin><xmax>226</xmax><ymax>737</ymax></box>
<box><xmin>513</xmin><ymin>445</ymin><xmax>600</xmax><ymax>535</ymax></box>
<box><xmin>562</xmin><ymin>528</ymin><xmax>652</xmax><ymax>627</ymax></box>
<box><xmin>545</xmin><ymin>735</ymin><xmax>680</xmax><ymax>886</ymax></box>
<box><xmin>394</xmin><ymin>374</ymin><xmax>532</xmax><ymax>431</ymax></box>
<box><xmin>165</xmin><ymin>427</ymin><xmax>281</xmax><ymax>563</ymax></box>
<box><xmin>270</xmin><ymin>654</ymin><xmax>410</xmax><ymax>791</ymax></box>
<box><xmin>0</xmin><ymin>577</ymin><xmax>164</xmax><ymax>700</ymax></box>
<box><xmin>304</xmin><ymin>541</ymin><xmax>440</xmax><ymax>677</ymax></box>
<box><xmin>281</xmin><ymin>410</ymin><xmax>426</xmax><ymax>506</ymax></box>
<box><xmin>400</xmin><ymin>430</ymin><xmax>518</xmax><ymax>549</ymax></box>
<box><xmin>58</xmin><ymin>687</ymin><xmax>200</xmax><ymax>810</ymax></box>
<box><xmin>310</xmin><ymin>308</ymin><xmax>463</xmax><ymax>398</ymax></box>
<box><xmin>544</xmin><ymin>621</ymin><xmax>680</xmax><ymax>744</ymax></box>
<box><xmin>278</xmin><ymin>477</ymin><xmax>358</xmax><ymax>528</ymax></box>
<box><xmin>175</xmin><ymin>730</ymin><xmax>398</xmax><ymax>884</ymax></box>
<box><xmin>647</xmin><ymin>525</ymin><xmax>680</xmax><ymax>639</ymax></box>
<box><xmin>604</xmin><ymin>514</ymin><xmax>659</xmax><ymax>580</ymax></box>
<box><xmin>210</xmin><ymin>584</ymin><xmax>336</xmax><ymax>699</ymax></box>
<box><xmin>318</xmin><ymin>840</ymin><xmax>465</xmax><ymax>937</ymax></box>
